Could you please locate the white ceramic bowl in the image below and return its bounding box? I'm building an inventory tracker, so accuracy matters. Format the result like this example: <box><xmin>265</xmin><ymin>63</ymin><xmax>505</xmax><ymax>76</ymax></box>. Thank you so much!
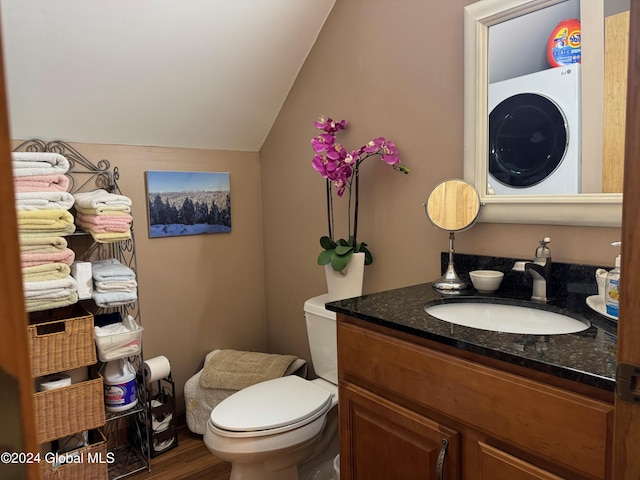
<box><xmin>469</xmin><ymin>270</ymin><xmax>504</xmax><ymax>293</ymax></box>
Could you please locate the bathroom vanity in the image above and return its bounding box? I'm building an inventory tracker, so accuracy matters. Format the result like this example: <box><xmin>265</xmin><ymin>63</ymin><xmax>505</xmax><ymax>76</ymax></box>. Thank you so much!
<box><xmin>327</xmin><ymin>276</ymin><xmax>617</xmax><ymax>480</ymax></box>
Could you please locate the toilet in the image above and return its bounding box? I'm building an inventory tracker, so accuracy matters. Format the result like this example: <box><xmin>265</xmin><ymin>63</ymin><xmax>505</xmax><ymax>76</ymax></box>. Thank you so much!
<box><xmin>204</xmin><ymin>294</ymin><xmax>339</xmax><ymax>480</ymax></box>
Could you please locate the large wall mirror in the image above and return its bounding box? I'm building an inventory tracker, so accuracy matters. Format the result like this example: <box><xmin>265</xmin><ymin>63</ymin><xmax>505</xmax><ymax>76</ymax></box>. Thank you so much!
<box><xmin>463</xmin><ymin>0</ymin><xmax>628</xmax><ymax>227</ymax></box>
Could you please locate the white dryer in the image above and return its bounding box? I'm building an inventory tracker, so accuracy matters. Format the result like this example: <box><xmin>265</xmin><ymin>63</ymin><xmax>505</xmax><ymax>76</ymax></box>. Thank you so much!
<box><xmin>487</xmin><ymin>64</ymin><xmax>581</xmax><ymax>195</ymax></box>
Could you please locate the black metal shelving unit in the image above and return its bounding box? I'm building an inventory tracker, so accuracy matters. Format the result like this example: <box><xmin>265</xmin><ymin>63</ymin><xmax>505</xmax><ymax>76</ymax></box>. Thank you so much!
<box><xmin>15</xmin><ymin>139</ymin><xmax>151</xmax><ymax>480</ymax></box>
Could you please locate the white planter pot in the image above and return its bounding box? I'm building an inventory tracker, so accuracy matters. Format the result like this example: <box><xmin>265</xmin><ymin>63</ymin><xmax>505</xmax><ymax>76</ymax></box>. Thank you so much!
<box><xmin>324</xmin><ymin>252</ymin><xmax>365</xmax><ymax>301</ymax></box>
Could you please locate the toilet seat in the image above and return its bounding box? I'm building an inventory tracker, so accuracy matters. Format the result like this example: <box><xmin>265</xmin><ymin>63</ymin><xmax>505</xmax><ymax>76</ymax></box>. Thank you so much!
<box><xmin>209</xmin><ymin>376</ymin><xmax>332</xmax><ymax>438</ymax></box>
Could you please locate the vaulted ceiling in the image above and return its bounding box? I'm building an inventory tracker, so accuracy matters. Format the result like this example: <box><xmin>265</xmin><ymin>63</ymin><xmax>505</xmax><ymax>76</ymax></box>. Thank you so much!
<box><xmin>1</xmin><ymin>0</ymin><xmax>335</xmax><ymax>151</ymax></box>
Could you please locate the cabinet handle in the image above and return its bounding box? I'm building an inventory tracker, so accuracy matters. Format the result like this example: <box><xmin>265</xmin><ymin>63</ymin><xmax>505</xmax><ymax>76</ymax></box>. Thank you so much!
<box><xmin>436</xmin><ymin>438</ymin><xmax>448</xmax><ymax>480</ymax></box>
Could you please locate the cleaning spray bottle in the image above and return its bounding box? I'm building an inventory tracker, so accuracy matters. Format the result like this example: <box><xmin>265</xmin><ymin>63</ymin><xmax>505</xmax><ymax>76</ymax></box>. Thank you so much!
<box><xmin>605</xmin><ymin>242</ymin><xmax>622</xmax><ymax>319</ymax></box>
<box><xmin>104</xmin><ymin>358</ymin><xmax>138</xmax><ymax>413</ymax></box>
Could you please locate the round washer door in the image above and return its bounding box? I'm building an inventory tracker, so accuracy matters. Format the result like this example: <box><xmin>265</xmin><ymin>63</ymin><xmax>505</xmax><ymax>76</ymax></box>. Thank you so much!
<box><xmin>489</xmin><ymin>93</ymin><xmax>568</xmax><ymax>188</ymax></box>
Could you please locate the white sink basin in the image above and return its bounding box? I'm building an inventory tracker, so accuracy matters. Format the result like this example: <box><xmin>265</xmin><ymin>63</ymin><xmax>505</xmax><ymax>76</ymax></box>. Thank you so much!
<box><xmin>425</xmin><ymin>301</ymin><xmax>590</xmax><ymax>335</ymax></box>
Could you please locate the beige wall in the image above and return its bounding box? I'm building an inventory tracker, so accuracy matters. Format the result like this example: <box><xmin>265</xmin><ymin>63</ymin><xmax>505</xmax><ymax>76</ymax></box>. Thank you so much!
<box><xmin>23</xmin><ymin>142</ymin><xmax>268</xmax><ymax>412</ymax></box>
<box><xmin>11</xmin><ymin>1</ymin><xmax>624</xmax><ymax>415</ymax></box>
<box><xmin>260</xmin><ymin>0</ymin><xmax>623</xmax><ymax>368</ymax></box>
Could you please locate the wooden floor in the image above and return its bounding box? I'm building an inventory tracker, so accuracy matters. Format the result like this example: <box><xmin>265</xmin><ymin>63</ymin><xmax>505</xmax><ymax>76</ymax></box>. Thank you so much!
<box><xmin>127</xmin><ymin>427</ymin><xmax>231</xmax><ymax>480</ymax></box>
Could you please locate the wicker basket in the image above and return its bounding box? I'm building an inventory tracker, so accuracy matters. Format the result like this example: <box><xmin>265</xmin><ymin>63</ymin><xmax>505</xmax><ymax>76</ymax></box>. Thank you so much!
<box><xmin>40</xmin><ymin>429</ymin><xmax>109</xmax><ymax>480</ymax></box>
<box><xmin>34</xmin><ymin>372</ymin><xmax>106</xmax><ymax>443</ymax></box>
<box><xmin>28</xmin><ymin>304</ymin><xmax>96</xmax><ymax>377</ymax></box>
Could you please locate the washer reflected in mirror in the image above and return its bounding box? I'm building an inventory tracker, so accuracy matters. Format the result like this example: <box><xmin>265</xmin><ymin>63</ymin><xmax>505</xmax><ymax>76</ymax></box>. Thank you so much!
<box><xmin>424</xmin><ymin>179</ymin><xmax>481</xmax><ymax>292</ymax></box>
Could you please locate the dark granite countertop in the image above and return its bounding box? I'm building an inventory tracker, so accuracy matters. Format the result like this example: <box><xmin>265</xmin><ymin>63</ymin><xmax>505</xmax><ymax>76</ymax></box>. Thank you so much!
<box><xmin>326</xmin><ymin>254</ymin><xmax>618</xmax><ymax>392</ymax></box>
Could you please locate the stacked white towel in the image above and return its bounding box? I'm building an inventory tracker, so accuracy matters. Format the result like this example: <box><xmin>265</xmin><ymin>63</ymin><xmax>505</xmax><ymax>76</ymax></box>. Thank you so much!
<box><xmin>12</xmin><ymin>152</ymin><xmax>70</xmax><ymax>177</ymax></box>
<box><xmin>91</xmin><ymin>258</ymin><xmax>137</xmax><ymax>307</ymax></box>
<box><xmin>74</xmin><ymin>189</ymin><xmax>133</xmax><ymax>243</ymax></box>
<box><xmin>12</xmin><ymin>152</ymin><xmax>78</xmax><ymax>312</ymax></box>
<box><xmin>15</xmin><ymin>191</ymin><xmax>75</xmax><ymax>211</ymax></box>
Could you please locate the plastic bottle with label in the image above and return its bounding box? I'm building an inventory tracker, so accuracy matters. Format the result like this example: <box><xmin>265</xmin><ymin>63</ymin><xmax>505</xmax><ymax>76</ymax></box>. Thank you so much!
<box><xmin>605</xmin><ymin>254</ymin><xmax>620</xmax><ymax>319</ymax></box>
<box><xmin>104</xmin><ymin>358</ymin><xmax>138</xmax><ymax>413</ymax></box>
<box><xmin>547</xmin><ymin>18</ymin><xmax>581</xmax><ymax>67</ymax></box>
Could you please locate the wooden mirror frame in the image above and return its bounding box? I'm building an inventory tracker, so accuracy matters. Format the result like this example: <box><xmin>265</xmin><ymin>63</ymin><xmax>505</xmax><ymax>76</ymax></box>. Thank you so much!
<box><xmin>463</xmin><ymin>0</ymin><xmax>623</xmax><ymax>227</ymax></box>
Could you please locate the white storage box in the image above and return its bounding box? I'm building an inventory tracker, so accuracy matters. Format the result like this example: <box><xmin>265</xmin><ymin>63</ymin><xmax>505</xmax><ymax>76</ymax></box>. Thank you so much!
<box><xmin>95</xmin><ymin>325</ymin><xmax>143</xmax><ymax>362</ymax></box>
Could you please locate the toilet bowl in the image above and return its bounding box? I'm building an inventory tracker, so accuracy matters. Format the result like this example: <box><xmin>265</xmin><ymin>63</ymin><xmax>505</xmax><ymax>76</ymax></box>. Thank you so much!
<box><xmin>204</xmin><ymin>376</ymin><xmax>338</xmax><ymax>480</ymax></box>
<box><xmin>204</xmin><ymin>295</ymin><xmax>339</xmax><ymax>480</ymax></box>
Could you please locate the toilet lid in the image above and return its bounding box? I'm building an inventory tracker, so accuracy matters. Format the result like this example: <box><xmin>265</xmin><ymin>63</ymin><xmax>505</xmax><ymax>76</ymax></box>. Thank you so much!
<box><xmin>210</xmin><ymin>376</ymin><xmax>332</xmax><ymax>434</ymax></box>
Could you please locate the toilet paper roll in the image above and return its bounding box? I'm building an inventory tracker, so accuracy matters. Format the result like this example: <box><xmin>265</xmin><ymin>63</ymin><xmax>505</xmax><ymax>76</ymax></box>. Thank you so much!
<box><xmin>150</xmin><ymin>400</ymin><xmax>173</xmax><ymax>432</ymax></box>
<box><xmin>39</xmin><ymin>374</ymin><xmax>72</xmax><ymax>391</ymax></box>
<box><xmin>153</xmin><ymin>436</ymin><xmax>175</xmax><ymax>453</ymax></box>
<box><xmin>143</xmin><ymin>355</ymin><xmax>171</xmax><ymax>384</ymax></box>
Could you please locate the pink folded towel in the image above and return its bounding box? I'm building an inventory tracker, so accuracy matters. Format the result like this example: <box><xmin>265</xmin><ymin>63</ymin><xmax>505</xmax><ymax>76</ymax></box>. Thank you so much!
<box><xmin>13</xmin><ymin>174</ymin><xmax>70</xmax><ymax>192</ymax></box>
<box><xmin>75</xmin><ymin>214</ymin><xmax>132</xmax><ymax>234</ymax></box>
<box><xmin>21</xmin><ymin>248</ymin><xmax>75</xmax><ymax>268</ymax></box>
<box><xmin>75</xmin><ymin>212</ymin><xmax>133</xmax><ymax>228</ymax></box>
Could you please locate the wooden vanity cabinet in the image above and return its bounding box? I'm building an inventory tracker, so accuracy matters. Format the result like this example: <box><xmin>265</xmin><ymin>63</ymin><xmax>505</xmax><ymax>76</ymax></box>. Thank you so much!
<box><xmin>341</xmin><ymin>381</ymin><xmax>460</xmax><ymax>479</ymax></box>
<box><xmin>337</xmin><ymin>315</ymin><xmax>614</xmax><ymax>480</ymax></box>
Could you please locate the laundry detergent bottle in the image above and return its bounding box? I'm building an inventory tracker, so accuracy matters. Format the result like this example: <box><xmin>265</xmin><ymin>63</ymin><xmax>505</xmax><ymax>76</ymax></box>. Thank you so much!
<box><xmin>547</xmin><ymin>18</ymin><xmax>581</xmax><ymax>67</ymax></box>
<box><xmin>104</xmin><ymin>358</ymin><xmax>138</xmax><ymax>413</ymax></box>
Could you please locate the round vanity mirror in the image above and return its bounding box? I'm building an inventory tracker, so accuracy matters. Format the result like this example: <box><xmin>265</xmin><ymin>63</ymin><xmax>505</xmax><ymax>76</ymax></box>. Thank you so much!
<box><xmin>425</xmin><ymin>179</ymin><xmax>480</xmax><ymax>232</ymax></box>
<box><xmin>424</xmin><ymin>179</ymin><xmax>481</xmax><ymax>291</ymax></box>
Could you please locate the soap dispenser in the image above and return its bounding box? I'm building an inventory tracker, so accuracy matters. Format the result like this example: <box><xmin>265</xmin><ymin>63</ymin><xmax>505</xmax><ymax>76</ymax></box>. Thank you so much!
<box><xmin>605</xmin><ymin>242</ymin><xmax>622</xmax><ymax>319</ymax></box>
<box><xmin>535</xmin><ymin>237</ymin><xmax>552</xmax><ymax>263</ymax></box>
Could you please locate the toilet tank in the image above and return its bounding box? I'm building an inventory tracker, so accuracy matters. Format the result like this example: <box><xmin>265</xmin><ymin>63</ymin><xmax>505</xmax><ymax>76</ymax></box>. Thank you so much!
<box><xmin>304</xmin><ymin>294</ymin><xmax>337</xmax><ymax>385</ymax></box>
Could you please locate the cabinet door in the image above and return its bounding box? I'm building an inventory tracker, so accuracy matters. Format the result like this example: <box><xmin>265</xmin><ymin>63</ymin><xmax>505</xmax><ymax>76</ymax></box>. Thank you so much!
<box><xmin>477</xmin><ymin>442</ymin><xmax>564</xmax><ymax>480</ymax></box>
<box><xmin>340</xmin><ymin>382</ymin><xmax>459</xmax><ymax>480</ymax></box>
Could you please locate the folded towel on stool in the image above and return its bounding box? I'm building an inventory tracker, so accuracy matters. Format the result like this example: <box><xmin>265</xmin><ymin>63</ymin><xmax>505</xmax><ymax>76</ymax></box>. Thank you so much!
<box><xmin>199</xmin><ymin>349</ymin><xmax>299</xmax><ymax>390</ymax></box>
<box><xmin>185</xmin><ymin>349</ymin><xmax>307</xmax><ymax>434</ymax></box>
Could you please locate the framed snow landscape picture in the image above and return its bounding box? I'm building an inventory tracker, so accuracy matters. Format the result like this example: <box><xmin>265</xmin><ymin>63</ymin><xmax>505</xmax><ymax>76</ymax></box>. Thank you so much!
<box><xmin>145</xmin><ymin>170</ymin><xmax>231</xmax><ymax>238</ymax></box>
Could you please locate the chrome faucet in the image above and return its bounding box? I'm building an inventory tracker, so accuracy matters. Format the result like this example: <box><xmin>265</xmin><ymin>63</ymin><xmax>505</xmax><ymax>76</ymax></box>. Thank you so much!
<box><xmin>514</xmin><ymin>237</ymin><xmax>552</xmax><ymax>302</ymax></box>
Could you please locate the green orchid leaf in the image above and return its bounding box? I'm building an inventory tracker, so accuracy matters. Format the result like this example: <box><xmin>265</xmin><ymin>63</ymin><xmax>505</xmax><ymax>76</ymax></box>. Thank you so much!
<box><xmin>319</xmin><ymin>236</ymin><xmax>336</xmax><ymax>249</ymax></box>
<box><xmin>331</xmin><ymin>251</ymin><xmax>352</xmax><ymax>271</ymax></box>
<box><xmin>335</xmin><ymin>245</ymin><xmax>354</xmax><ymax>256</ymax></box>
<box><xmin>360</xmin><ymin>245</ymin><xmax>373</xmax><ymax>265</ymax></box>
<box><xmin>337</xmin><ymin>238</ymin><xmax>351</xmax><ymax>247</ymax></box>
<box><xmin>317</xmin><ymin>249</ymin><xmax>334</xmax><ymax>266</ymax></box>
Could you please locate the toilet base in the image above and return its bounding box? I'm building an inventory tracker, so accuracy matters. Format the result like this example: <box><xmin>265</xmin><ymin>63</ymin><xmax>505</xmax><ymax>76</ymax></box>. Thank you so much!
<box><xmin>224</xmin><ymin>436</ymin><xmax>319</xmax><ymax>480</ymax></box>
<box><xmin>206</xmin><ymin>416</ymin><xmax>326</xmax><ymax>480</ymax></box>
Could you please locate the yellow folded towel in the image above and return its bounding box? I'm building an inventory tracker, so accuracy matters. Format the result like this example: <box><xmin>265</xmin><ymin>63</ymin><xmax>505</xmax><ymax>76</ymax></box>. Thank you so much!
<box><xmin>199</xmin><ymin>349</ymin><xmax>298</xmax><ymax>390</ymax></box>
<box><xmin>89</xmin><ymin>230</ymin><xmax>132</xmax><ymax>244</ymax></box>
<box><xmin>22</xmin><ymin>263</ymin><xmax>71</xmax><ymax>282</ymax></box>
<box><xmin>75</xmin><ymin>205</ymin><xmax>132</xmax><ymax>216</ymax></box>
<box><xmin>18</xmin><ymin>225</ymin><xmax>76</xmax><ymax>238</ymax></box>
<box><xmin>19</xmin><ymin>236</ymin><xmax>68</xmax><ymax>254</ymax></box>
<box><xmin>17</xmin><ymin>209</ymin><xmax>74</xmax><ymax>230</ymax></box>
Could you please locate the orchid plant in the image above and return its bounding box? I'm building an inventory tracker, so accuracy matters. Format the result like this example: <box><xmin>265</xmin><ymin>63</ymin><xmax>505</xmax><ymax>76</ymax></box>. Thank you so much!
<box><xmin>311</xmin><ymin>116</ymin><xmax>409</xmax><ymax>272</ymax></box>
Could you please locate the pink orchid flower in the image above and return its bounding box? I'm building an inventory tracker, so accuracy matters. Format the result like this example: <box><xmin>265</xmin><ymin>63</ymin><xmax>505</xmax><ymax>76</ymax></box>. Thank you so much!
<box><xmin>311</xmin><ymin>133</ymin><xmax>336</xmax><ymax>153</ymax></box>
<box><xmin>314</xmin><ymin>116</ymin><xmax>346</xmax><ymax>134</ymax></box>
<box><xmin>310</xmin><ymin>115</ymin><xmax>409</xmax><ymax>270</ymax></box>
